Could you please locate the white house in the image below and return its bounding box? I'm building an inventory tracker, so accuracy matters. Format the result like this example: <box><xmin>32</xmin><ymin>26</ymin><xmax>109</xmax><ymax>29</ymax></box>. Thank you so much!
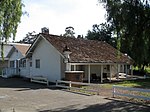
<box><xmin>23</xmin><ymin>30</ymin><xmax>133</xmax><ymax>83</ymax></box>
<box><xmin>1</xmin><ymin>43</ymin><xmax>30</xmax><ymax>78</ymax></box>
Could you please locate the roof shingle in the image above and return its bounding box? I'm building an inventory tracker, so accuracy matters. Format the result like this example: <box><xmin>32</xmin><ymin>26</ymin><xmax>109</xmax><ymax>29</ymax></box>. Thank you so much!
<box><xmin>41</xmin><ymin>33</ymin><xmax>132</xmax><ymax>64</ymax></box>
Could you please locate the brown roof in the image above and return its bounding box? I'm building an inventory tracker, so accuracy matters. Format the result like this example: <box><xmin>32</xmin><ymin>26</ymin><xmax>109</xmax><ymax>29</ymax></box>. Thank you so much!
<box><xmin>14</xmin><ymin>44</ymin><xmax>30</xmax><ymax>56</ymax></box>
<box><xmin>40</xmin><ymin>33</ymin><xmax>132</xmax><ymax>64</ymax></box>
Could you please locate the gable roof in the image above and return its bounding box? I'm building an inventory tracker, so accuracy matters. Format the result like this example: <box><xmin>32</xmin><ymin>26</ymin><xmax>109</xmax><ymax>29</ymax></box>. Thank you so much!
<box><xmin>27</xmin><ymin>33</ymin><xmax>133</xmax><ymax>64</ymax></box>
<box><xmin>0</xmin><ymin>43</ymin><xmax>30</xmax><ymax>60</ymax></box>
<box><xmin>0</xmin><ymin>44</ymin><xmax>13</xmax><ymax>60</ymax></box>
<box><xmin>13</xmin><ymin>44</ymin><xmax>30</xmax><ymax>56</ymax></box>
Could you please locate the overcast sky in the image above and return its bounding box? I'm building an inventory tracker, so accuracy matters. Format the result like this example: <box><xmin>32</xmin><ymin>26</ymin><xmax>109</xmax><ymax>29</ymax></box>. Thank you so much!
<box><xmin>15</xmin><ymin>0</ymin><xmax>106</xmax><ymax>41</ymax></box>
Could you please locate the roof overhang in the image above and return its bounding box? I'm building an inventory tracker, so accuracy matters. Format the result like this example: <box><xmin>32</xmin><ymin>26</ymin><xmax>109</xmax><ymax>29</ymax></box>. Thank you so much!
<box><xmin>68</xmin><ymin>62</ymin><xmax>132</xmax><ymax>65</ymax></box>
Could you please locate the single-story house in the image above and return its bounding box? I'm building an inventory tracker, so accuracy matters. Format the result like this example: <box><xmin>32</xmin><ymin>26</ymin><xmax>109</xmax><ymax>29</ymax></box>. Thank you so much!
<box><xmin>1</xmin><ymin>43</ymin><xmax>30</xmax><ymax>77</ymax></box>
<box><xmin>0</xmin><ymin>44</ymin><xmax>13</xmax><ymax>72</ymax></box>
<box><xmin>22</xmin><ymin>30</ymin><xmax>133</xmax><ymax>83</ymax></box>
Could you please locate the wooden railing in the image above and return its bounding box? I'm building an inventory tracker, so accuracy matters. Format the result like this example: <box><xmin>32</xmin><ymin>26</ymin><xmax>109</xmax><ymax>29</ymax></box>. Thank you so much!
<box><xmin>112</xmin><ymin>85</ymin><xmax>150</xmax><ymax>101</ymax></box>
<box><xmin>31</xmin><ymin>76</ymin><xmax>49</xmax><ymax>86</ymax></box>
<box><xmin>2</xmin><ymin>68</ymin><xmax>19</xmax><ymax>78</ymax></box>
<box><xmin>56</xmin><ymin>80</ymin><xmax>100</xmax><ymax>95</ymax></box>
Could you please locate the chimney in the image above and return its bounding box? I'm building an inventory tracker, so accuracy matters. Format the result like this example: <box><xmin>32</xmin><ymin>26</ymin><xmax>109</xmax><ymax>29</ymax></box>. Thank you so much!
<box><xmin>63</xmin><ymin>45</ymin><xmax>72</xmax><ymax>63</ymax></box>
<box><xmin>41</xmin><ymin>27</ymin><xmax>49</xmax><ymax>34</ymax></box>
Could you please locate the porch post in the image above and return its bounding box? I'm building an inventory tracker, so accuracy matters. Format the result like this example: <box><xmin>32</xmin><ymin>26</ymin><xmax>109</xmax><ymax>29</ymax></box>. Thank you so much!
<box><xmin>131</xmin><ymin>65</ymin><xmax>133</xmax><ymax>77</ymax></box>
<box><xmin>14</xmin><ymin>60</ymin><xmax>17</xmax><ymax>68</ymax></box>
<box><xmin>117</xmin><ymin>64</ymin><xmax>119</xmax><ymax>80</ymax></box>
<box><xmin>125</xmin><ymin>64</ymin><xmax>128</xmax><ymax>78</ymax></box>
<box><xmin>100</xmin><ymin>65</ymin><xmax>103</xmax><ymax>83</ymax></box>
<box><xmin>66</xmin><ymin>63</ymin><xmax>71</xmax><ymax>71</ymax></box>
<box><xmin>109</xmin><ymin>65</ymin><xmax>112</xmax><ymax>82</ymax></box>
<box><xmin>88</xmin><ymin>64</ymin><xmax>91</xmax><ymax>83</ymax></box>
<box><xmin>73</xmin><ymin>65</ymin><xmax>76</xmax><ymax>71</ymax></box>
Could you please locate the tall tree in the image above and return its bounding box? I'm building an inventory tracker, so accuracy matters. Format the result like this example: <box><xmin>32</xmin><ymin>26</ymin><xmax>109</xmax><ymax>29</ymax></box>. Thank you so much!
<box><xmin>99</xmin><ymin>0</ymin><xmax>150</xmax><ymax>70</ymax></box>
<box><xmin>18</xmin><ymin>31</ymin><xmax>36</xmax><ymax>44</ymax></box>
<box><xmin>0</xmin><ymin>0</ymin><xmax>23</xmax><ymax>59</ymax></box>
<box><xmin>63</xmin><ymin>26</ymin><xmax>75</xmax><ymax>38</ymax></box>
<box><xmin>86</xmin><ymin>23</ymin><xmax>116</xmax><ymax>47</ymax></box>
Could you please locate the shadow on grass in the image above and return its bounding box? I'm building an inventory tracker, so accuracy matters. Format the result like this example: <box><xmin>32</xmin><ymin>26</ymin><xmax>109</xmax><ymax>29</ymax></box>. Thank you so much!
<box><xmin>38</xmin><ymin>99</ymin><xmax>150</xmax><ymax>112</ymax></box>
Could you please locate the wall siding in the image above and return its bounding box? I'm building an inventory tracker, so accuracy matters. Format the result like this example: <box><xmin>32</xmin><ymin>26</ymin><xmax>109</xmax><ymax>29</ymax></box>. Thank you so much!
<box><xmin>30</xmin><ymin>38</ymin><xmax>61</xmax><ymax>82</ymax></box>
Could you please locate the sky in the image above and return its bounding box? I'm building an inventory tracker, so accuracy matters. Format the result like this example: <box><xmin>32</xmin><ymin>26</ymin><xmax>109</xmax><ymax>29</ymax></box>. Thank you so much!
<box><xmin>15</xmin><ymin>0</ymin><xmax>106</xmax><ymax>41</ymax></box>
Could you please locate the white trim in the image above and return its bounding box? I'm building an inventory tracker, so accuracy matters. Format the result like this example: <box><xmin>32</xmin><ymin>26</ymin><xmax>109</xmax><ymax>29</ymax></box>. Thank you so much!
<box><xmin>65</xmin><ymin>71</ymin><xmax>84</xmax><ymax>73</ymax></box>
<box><xmin>26</xmin><ymin>34</ymin><xmax>42</xmax><ymax>57</ymax></box>
<box><xmin>69</xmin><ymin>62</ymin><xmax>129</xmax><ymax>66</ymax></box>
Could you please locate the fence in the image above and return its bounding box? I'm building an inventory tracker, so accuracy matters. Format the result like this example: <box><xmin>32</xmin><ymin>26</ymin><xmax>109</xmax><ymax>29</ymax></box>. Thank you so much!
<box><xmin>31</xmin><ymin>76</ymin><xmax>49</xmax><ymax>86</ymax></box>
<box><xmin>56</xmin><ymin>80</ymin><xmax>100</xmax><ymax>95</ymax></box>
<box><xmin>113</xmin><ymin>85</ymin><xmax>150</xmax><ymax>101</ymax></box>
<box><xmin>2</xmin><ymin>68</ymin><xmax>19</xmax><ymax>78</ymax></box>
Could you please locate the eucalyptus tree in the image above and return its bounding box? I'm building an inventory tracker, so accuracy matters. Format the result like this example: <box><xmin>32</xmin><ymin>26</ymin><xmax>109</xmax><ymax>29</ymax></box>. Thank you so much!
<box><xmin>99</xmin><ymin>0</ymin><xmax>150</xmax><ymax>70</ymax></box>
<box><xmin>86</xmin><ymin>23</ymin><xmax>116</xmax><ymax>47</ymax></box>
<box><xmin>63</xmin><ymin>26</ymin><xmax>75</xmax><ymax>38</ymax></box>
<box><xmin>0</xmin><ymin>0</ymin><xmax>23</xmax><ymax>59</ymax></box>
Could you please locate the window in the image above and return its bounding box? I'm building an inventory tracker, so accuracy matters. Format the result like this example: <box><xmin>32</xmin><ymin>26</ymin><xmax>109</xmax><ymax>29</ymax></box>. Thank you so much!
<box><xmin>30</xmin><ymin>62</ymin><xmax>32</xmax><ymax>67</ymax></box>
<box><xmin>22</xmin><ymin>60</ymin><xmax>26</xmax><ymax>67</ymax></box>
<box><xmin>35</xmin><ymin>59</ymin><xmax>40</xmax><ymax>68</ymax></box>
<box><xmin>10</xmin><ymin>61</ymin><xmax>14</xmax><ymax>68</ymax></box>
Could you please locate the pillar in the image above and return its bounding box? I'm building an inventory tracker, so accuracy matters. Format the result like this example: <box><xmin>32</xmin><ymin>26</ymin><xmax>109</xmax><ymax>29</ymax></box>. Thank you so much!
<box><xmin>73</xmin><ymin>65</ymin><xmax>76</xmax><ymax>71</ymax></box>
<box><xmin>100</xmin><ymin>65</ymin><xmax>103</xmax><ymax>83</ymax></box>
<box><xmin>110</xmin><ymin>65</ymin><xmax>112</xmax><ymax>82</ymax></box>
<box><xmin>125</xmin><ymin>64</ymin><xmax>128</xmax><ymax>78</ymax></box>
<box><xmin>88</xmin><ymin>65</ymin><xmax>91</xmax><ymax>83</ymax></box>
<box><xmin>117</xmin><ymin>64</ymin><xmax>119</xmax><ymax>80</ymax></box>
<box><xmin>131</xmin><ymin>65</ymin><xmax>133</xmax><ymax>77</ymax></box>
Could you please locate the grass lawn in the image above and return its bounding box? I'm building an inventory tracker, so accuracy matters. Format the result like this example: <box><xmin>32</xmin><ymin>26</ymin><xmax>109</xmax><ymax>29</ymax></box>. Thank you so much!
<box><xmin>102</xmin><ymin>78</ymin><xmax>150</xmax><ymax>89</ymax></box>
<box><xmin>145</xmin><ymin>67</ymin><xmax>150</xmax><ymax>73</ymax></box>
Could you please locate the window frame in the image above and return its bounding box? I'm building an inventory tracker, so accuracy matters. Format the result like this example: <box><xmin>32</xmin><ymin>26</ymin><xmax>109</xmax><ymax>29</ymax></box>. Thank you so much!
<box><xmin>35</xmin><ymin>59</ymin><xmax>40</xmax><ymax>68</ymax></box>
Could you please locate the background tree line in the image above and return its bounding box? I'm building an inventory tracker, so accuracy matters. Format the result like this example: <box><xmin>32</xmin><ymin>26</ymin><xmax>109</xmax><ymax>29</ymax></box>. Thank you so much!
<box><xmin>86</xmin><ymin>0</ymin><xmax>150</xmax><ymax>71</ymax></box>
<box><xmin>1</xmin><ymin>0</ymin><xmax>150</xmax><ymax>71</ymax></box>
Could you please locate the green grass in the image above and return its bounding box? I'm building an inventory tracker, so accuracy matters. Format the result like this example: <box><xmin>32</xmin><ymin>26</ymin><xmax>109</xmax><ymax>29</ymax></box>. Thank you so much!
<box><xmin>102</xmin><ymin>78</ymin><xmax>150</xmax><ymax>89</ymax></box>
<box><xmin>145</xmin><ymin>67</ymin><xmax>150</xmax><ymax>73</ymax></box>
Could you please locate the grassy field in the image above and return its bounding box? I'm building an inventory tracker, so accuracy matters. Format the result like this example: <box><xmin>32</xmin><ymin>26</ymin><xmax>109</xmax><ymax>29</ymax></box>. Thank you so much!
<box><xmin>102</xmin><ymin>78</ymin><xmax>150</xmax><ymax>89</ymax></box>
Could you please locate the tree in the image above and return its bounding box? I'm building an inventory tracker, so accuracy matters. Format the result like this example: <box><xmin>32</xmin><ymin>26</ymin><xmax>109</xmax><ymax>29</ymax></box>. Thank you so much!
<box><xmin>0</xmin><ymin>0</ymin><xmax>23</xmax><ymax>59</ymax></box>
<box><xmin>86</xmin><ymin>23</ymin><xmax>116</xmax><ymax>47</ymax></box>
<box><xmin>18</xmin><ymin>31</ymin><xmax>36</xmax><ymax>44</ymax></box>
<box><xmin>63</xmin><ymin>26</ymin><xmax>75</xmax><ymax>38</ymax></box>
<box><xmin>99</xmin><ymin>0</ymin><xmax>150</xmax><ymax>71</ymax></box>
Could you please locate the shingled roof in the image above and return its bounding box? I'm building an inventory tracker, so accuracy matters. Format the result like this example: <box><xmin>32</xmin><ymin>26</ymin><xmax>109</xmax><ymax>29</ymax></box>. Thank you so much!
<box><xmin>14</xmin><ymin>44</ymin><xmax>30</xmax><ymax>56</ymax></box>
<box><xmin>38</xmin><ymin>33</ymin><xmax>132</xmax><ymax>64</ymax></box>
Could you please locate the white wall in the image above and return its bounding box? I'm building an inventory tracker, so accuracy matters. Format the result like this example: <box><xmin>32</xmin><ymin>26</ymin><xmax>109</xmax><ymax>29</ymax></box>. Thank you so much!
<box><xmin>20</xmin><ymin>59</ymin><xmax>30</xmax><ymax>78</ymax></box>
<box><xmin>9</xmin><ymin>49</ymin><xmax>24</xmax><ymax>68</ymax></box>
<box><xmin>9</xmin><ymin>50</ymin><xmax>23</xmax><ymax>61</ymax></box>
<box><xmin>30</xmin><ymin>38</ymin><xmax>61</xmax><ymax>82</ymax></box>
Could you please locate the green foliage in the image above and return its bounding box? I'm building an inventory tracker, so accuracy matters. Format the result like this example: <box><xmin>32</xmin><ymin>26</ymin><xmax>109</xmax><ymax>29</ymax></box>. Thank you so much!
<box><xmin>63</xmin><ymin>26</ymin><xmax>75</xmax><ymax>38</ymax></box>
<box><xmin>0</xmin><ymin>42</ymin><xmax>4</xmax><ymax>61</ymax></box>
<box><xmin>0</xmin><ymin>0</ymin><xmax>23</xmax><ymax>59</ymax></box>
<box><xmin>86</xmin><ymin>23</ymin><xmax>116</xmax><ymax>47</ymax></box>
<box><xmin>99</xmin><ymin>0</ymin><xmax>150</xmax><ymax>69</ymax></box>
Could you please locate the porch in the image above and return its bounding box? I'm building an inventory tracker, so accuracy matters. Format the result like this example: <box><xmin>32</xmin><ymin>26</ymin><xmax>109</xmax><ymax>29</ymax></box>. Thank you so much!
<box><xmin>2</xmin><ymin>68</ymin><xmax>20</xmax><ymax>78</ymax></box>
<box><xmin>65</xmin><ymin>63</ymin><xmax>133</xmax><ymax>83</ymax></box>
